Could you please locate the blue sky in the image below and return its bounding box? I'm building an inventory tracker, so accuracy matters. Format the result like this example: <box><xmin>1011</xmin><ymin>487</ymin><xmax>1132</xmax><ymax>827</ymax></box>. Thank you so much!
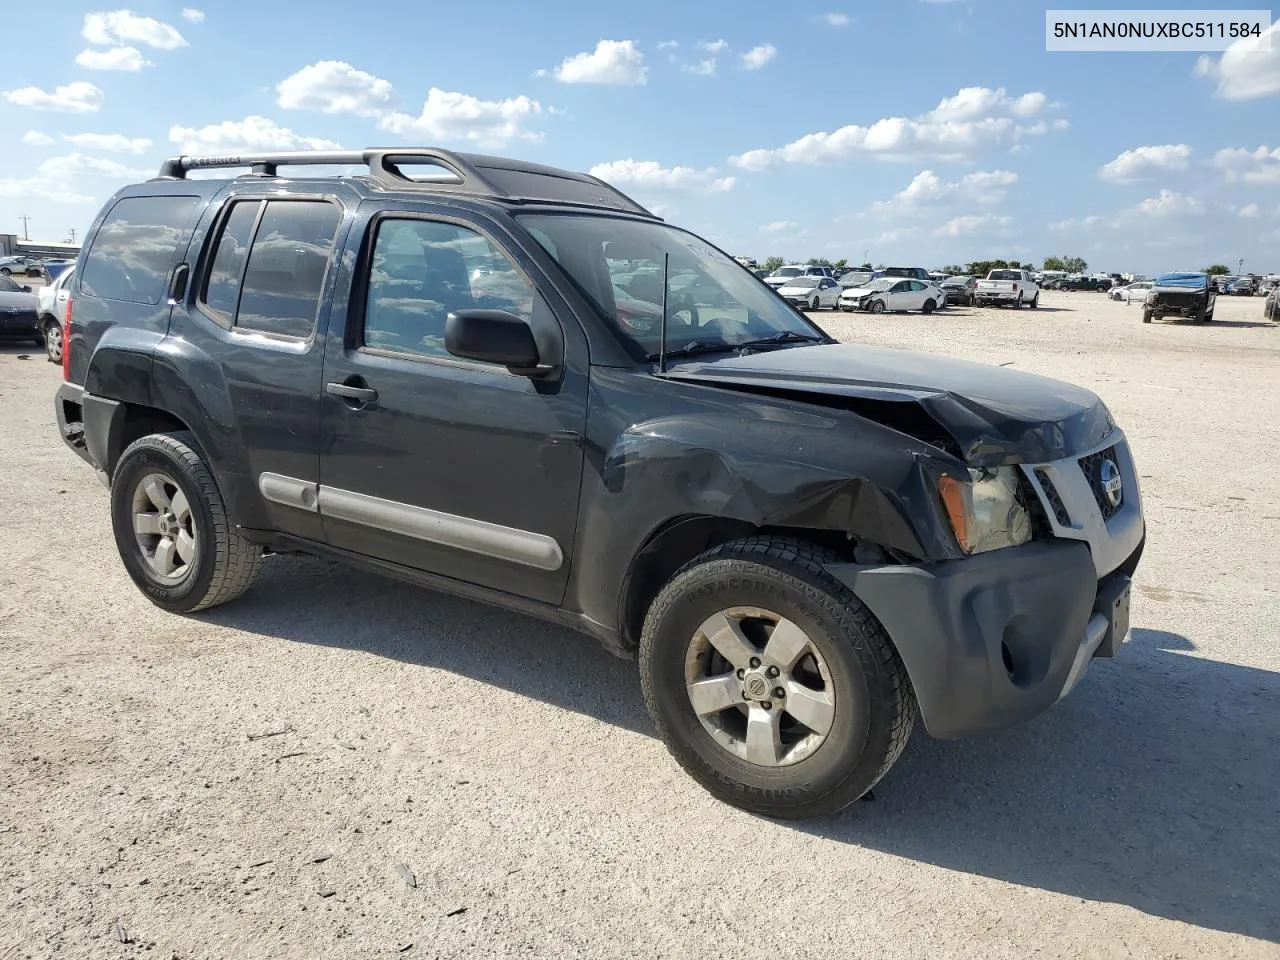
<box><xmin>3</xmin><ymin>1</ymin><xmax>1279</xmax><ymax>274</ymax></box>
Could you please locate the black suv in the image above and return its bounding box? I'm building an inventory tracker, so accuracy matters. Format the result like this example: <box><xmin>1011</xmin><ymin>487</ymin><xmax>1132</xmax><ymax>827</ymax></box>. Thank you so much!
<box><xmin>54</xmin><ymin>148</ymin><xmax>1145</xmax><ymax>819</ymax></box>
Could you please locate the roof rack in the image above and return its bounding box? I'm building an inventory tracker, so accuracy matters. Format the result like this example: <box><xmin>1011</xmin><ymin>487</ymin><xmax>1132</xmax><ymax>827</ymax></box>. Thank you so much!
<box><xmin>152</xmin><ymin>147</ymin><xmax>658</xmax><ymax>218</ymax></box>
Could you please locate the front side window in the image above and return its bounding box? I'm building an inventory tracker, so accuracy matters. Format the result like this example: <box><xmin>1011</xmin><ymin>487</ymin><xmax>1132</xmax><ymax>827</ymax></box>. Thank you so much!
<box><xmin>519</xmin><ymin>213</ymin><xmax>826</xmax><ymax>360</ymax></box>
<box><xmin>362</xmin><ymin>218</ymin><xmax>534</xmax><ymax>361</ymax></box>
<box><xmin>79</xmin><ymin>195</ymin><xmax>198</xmax><ymax>304</ymax></box>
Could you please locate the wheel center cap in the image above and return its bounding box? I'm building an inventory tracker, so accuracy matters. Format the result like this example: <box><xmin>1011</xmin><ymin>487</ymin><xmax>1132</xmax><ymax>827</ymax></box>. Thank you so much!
<box><xmin>743</xmin><ymin>672</ymin><xmax>770</xmax><ymax>701</ymax></box>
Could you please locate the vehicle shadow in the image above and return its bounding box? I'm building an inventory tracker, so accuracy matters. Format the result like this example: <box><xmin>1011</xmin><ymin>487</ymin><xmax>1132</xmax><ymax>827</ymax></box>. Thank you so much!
<box><xmin>0</xmin><ymin>343</ymin><xmax>43</xmax><ymax>357</ymax></box>
<box><xmin>803</xmin><ymin>627</ymin><xmax>1280</xmax><ymax>943</ymax></box>
<box><xmin>1153</xmin><ymin>318</ymin><xmax>1276</xmax><ymax>329</ymax></box>
<box><xmin>201</xmin><ymin>557</ymin><xmax>1280</xmax><ymax>943</ymax></box>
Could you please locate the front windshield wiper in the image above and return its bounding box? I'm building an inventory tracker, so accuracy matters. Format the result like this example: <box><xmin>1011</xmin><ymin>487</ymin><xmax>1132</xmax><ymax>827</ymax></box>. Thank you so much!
<box><xmin>735</xmin><ymin>330</ymin><xmax>829</xmax><ymax>349</ymax></box>
<box><xmin>645</xmin><ymin>340</ymin><xmax>740</xmax><ymax>362</ymax></box>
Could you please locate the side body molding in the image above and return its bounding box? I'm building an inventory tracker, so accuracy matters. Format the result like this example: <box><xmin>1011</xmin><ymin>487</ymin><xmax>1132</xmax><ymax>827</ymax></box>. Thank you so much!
<box><xmin>258</xmin><ymin>473</ymin><xmax>563</xmax><ymax>572</ymax></box>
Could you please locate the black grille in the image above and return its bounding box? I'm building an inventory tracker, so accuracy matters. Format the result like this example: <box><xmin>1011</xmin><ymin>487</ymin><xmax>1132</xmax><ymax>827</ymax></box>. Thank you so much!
<box><xmin>1078</xmin><ymin>445</ymin><xmax>1123</xmax><ymax>520</ymax></box>
<box><xmin>1034</xmin><ymin>469</ymin><xmax>1071</xmax><ymax>526</ymax></box>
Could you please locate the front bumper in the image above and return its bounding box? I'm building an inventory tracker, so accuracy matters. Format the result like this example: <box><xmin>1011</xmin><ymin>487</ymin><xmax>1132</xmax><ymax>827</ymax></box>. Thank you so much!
<box><xmin>827</xmin><ymin>538</ymin><xmax>1138</xmax><ymax>739</ymax></box>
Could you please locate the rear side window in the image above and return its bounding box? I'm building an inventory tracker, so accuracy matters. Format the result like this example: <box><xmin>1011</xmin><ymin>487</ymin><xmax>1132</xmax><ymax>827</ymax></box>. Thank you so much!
<box><xmin>199</xmin><ymin>199</ymin><xmax>342</xmax><ymax>339</ymax></box>
<box><xmin>79</xmin><ymin>195</ymin><xmax>198</xmax><ymax>304</ymax></box>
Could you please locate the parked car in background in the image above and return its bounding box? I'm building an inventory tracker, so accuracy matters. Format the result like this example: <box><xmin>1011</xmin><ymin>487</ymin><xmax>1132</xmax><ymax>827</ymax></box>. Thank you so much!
<box><xmin>1213</xmin><ymin>275</ymin><xmax>1233</xmax><ymax>294</ymax></box>
<box><xmin>777</xmin><ymin>276</ymin><xmax>842</xmax><ymax>311</ymax></box>
<box><xmin>1228</xmin><ymin>277</ymin><xmax>1255</xmax><ymax>296</ymax></box>
<box><xmin>975</xmin><ymin>269</ymin><xmax>1040</xmax><ymax>308</ymax></box>
<box><xmin>763</xmin><ymin>265</ymin><xmax>805</xmax><ymax>289</ymax></box>
<box><xmin>840</xmin><ymin>277</ymin><xmax>945</xmax><ymax>313</ymax></box>
<box><xmin>0</xmin><ymin>273</ymin><xmax>41</xmax><ymax>345</ymax></box>
<box><xmin>940</xmin><ymin>275</ymin><xmax>977</xmax><ymax>306</ymax></box>
<box><xmin>1111</xmin><ymin>281</ymin><xmax>1152</xmax><ymax>303</ymax></box>
<box><xmin>36</xmin><ymin>265</ymin><xmax>75</xmax><ymax>363</ymax></box>
<box><xmin>882</xmin><ymin>266</ymin><xmax>931</xmax><ymax>282</ymax></box>
<box><xmin>39</xmin><ymin>259</ymin><xmax>77</xmax><ymax>282</ymax></box>
<box><xmin>1144</xmin><ymin>272</ymin><xmax>1216</xmax><ymax>323</ymax></box>
<box><xmin>0</xmin><ymin>256</ymin><xmax>42</xmax><ymax>277</ymax></box>
<box><xmin>837</xmin><ymin>269</ymin><xmax>878</xmax><ymax>289</ymax></box>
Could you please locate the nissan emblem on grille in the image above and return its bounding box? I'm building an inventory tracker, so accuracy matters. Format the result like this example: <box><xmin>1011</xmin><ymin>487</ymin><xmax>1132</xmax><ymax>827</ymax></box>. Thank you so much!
<box><xmin>1099</xmin><ymin>459</ymin><xmax>1123</xmax><ymax>508</ymax></box>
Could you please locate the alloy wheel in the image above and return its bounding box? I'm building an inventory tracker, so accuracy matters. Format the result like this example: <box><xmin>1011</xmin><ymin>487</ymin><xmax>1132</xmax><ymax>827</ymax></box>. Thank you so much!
<box><xmin>131</xmin><ymin>472</ymin><xmax>197</xmax><ymax>583</ymax></box>
<box><xmin>684</xmin><ymin>607</ymin><xmax>836</xmax><ymax>767</ymax></box>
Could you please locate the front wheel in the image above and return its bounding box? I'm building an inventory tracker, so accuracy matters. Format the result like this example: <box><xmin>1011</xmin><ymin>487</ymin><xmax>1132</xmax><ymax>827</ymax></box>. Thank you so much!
<box><xmin>1142</xmin><ymin>309</ymin><xmax>1153</xmax><ymax>323</ymax></box>
<box><xmin>869</xmin><ymin>299</ymin><xmax>886</xmax><ymax>314</ymax></box>
<box><xmin>639</xmin><ymin>537</ymin><xmax>916</xmax><ymax>819</ymax></box>
<box><xmin>110</xmin><ymin>431</ymin><xmax>260</xmax><ymax>613</ymax></box>
<box><xmin>810</xmin><ymin>297</ymin><xmax>820</xmax><ymax>312</ymax></box>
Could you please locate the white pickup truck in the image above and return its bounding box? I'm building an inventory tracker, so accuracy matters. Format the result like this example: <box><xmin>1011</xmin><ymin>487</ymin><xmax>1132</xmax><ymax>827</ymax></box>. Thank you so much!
<box><xmin>974</xmin><ymin>268</ymin><xmax>1040</xmax><ymax>309</ymax></box>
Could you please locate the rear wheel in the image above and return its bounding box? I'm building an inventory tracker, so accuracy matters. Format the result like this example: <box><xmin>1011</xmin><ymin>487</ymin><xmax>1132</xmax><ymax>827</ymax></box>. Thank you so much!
<box><xmin>110</xmin><ymin>431</ymin><xmax>260</xmax><ymax>613</ymax></box>
<box><xmin>1029</xmin><ymin>293</ymin><xmax>1039</xmax><ymax>309</ymax></box>
<box><xmin>42</xmin><ymin>319</ymin><xmax>63</xmax><ymax>364</ymax></box>
<box><xmin>639</xmin><ymin>536</ymin><xmax>915</xmax><ymax>819</ymax></box>
<box><xmin>922</xmin><ymin>299</ymin><xmax>935</xmax><ymax>314</ymax></box>
<box><xmin>1142</xmin><ymin>309</ymin><xmax>1153</xmax><ymax>323</ymax></box>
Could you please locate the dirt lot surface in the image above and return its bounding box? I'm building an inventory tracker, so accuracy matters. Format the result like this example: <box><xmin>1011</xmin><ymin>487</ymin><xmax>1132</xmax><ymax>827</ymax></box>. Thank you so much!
<box><xmin>1</xmin><ymin>292</ymin><xmax>1277</xmax><ymax>959</ymax></box>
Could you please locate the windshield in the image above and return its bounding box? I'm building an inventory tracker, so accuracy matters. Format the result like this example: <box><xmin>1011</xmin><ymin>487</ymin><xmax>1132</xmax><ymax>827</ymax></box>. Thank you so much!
<box><xmin>772</xmin><ymin>266</ymin><xmax>803</xmax><ymax>278</ymax></box>
<box><xmin>519</xmin><ymin>214</ymin><xmax>825</xmax><ymax>360</ymax></box>
<box><xmin>0</xmin><ymin>275</ymin><xmax>22</xmax><ymax>293</ymax></box>
<box><xmin>784</xmin><ymin>277</ymin><xmax>819</xmax><ymax>289</ymax></box>
<box><xmin>857</xmin><ymin>278</ymin><xmax>896</xmax><ymax>292</ymax></box>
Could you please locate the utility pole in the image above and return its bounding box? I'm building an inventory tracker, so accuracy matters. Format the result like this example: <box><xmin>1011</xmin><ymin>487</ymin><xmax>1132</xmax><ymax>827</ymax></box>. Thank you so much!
<box><xmin>19</xmin><ymin>215</ymin><xmax>30</xmax><ymax>241</ymax></box>
<box><xmin>67</xmin><ymin>227</ymin><xmax>77</xmax><ymax>244</ymax></box>
<box><xmin>1238</xmin><ymin>257</ymin><xmax>1244</xmax><ymax>276</ymax></box>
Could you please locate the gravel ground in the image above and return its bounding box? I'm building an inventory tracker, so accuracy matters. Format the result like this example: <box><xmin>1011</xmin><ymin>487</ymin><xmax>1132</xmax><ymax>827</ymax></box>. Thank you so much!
<box><xmin>1</xmin><ymin>291</ymin><xmax>1277</xmax><ymax>959</ymax></box>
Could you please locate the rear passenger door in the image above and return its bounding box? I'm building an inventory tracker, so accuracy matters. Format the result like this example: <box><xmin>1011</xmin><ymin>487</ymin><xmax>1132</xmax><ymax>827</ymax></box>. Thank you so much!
<box><xmin>162</xmin><ymin>190</ymin><xmax>350</xmax><ymax>542</ymax></box>
<box><xmin>316</xmin><ymin>203</ymin><xmax>589</xmax><ymax>606</ymax></box>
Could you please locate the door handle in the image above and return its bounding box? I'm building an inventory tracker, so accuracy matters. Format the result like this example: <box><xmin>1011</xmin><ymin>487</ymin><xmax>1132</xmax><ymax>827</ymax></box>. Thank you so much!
<box><xmin>326</xmin><ymin>380</ymin><xmax>378</xmax><ymax>404</ymax></box>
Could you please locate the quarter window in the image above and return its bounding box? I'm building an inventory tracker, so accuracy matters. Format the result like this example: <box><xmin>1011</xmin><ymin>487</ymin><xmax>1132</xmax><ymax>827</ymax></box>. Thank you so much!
<box><xmin>362</xmin><ymin>219</ymin><xmax>534</xmax><ymax>361</ymax></box>
<box><xmin>201</xmin><ymin>200</ymin><xmax>261</xmax><ymax>325</ymax></box>
<box><xmin>79</xmin><ymin>195</ymin><xmax>198</xmax><ymax>304</ymax></box>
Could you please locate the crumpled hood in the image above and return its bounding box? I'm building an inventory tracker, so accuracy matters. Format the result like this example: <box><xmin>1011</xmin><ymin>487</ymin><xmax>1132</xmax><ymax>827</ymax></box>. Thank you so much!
<box><xmin>668</xmin><ymin>343</ymin><xmax>1115</xmax><ymax>464</ymax></box>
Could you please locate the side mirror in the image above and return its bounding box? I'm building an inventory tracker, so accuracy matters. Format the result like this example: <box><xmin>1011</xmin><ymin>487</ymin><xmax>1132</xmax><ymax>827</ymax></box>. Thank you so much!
<box><xmin>21</xmin><ymin>285</ymin><xmax>31</xmax><ymax>293</ymax></box>
<box><xmin>445</xmin><ymin>309</ymin><xmax>544</xmax><ymax>375</ymax></box>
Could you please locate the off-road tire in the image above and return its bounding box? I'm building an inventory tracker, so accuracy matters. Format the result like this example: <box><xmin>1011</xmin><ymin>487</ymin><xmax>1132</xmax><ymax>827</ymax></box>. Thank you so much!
<box><xmin>639</xmin><ymin>536</ymin><xmax>916</xmax><ymax>819</ymax></box>
<box><xmin>110</xmin><ymin>431</ymin><xmax>259</xmax><ymax>613</ymax></box>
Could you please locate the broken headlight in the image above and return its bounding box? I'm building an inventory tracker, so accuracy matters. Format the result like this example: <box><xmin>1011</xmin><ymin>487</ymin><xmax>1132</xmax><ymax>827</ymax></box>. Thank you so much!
<box><xmin>937</xmin><ymin>466</ymin><xmax>1032</xmax><ymax>554</ymax></box>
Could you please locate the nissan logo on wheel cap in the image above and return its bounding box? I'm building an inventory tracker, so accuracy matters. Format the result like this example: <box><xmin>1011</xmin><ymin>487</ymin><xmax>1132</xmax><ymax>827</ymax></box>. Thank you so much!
<box><xmin>1100</xmin><ymin>459</ymin><xmax>1123</xmax><ymax>508</ymax></box>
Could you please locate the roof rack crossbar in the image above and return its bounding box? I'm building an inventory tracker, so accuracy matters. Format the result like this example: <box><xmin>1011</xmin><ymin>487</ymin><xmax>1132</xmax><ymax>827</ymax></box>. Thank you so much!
<box><xmin>154</xmin><ymin>148</ymin><xmax>510</xmax><ymax>197</ymax></box>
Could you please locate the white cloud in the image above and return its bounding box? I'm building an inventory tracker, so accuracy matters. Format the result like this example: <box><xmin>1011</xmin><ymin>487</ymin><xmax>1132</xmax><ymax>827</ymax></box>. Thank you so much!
<box><xmin>866</xmin><ymin>168</ymin><xmax>1018</xmax><ymax>216</ymax></box>
<box><xmin>589</xmin><ymin>159</ymin><xmax>735</xmax><ymax>192</ymax></box>
<box><xmin>1097</xmin><ymin>144</ymin><xmax>1192</xmax><ymax>182</ymax></box>
<box><xmin>697</xmin><ymin>39</ymin><xmax>728</xmax><ymax>53</ymax></box>
<box><xmin>22</xmin><ymin>131</ymin><xmax>54</xmax><ymax>146</ymax></box>
<box><xmin>656</xmin><ymin>40</ymin><xmax>679</xmax><ymax>50</ymax></box>
<box><xmin>1212</xmin><ymin>145</ymin><xmax>1280</xmax><ymax>183</ymax></box>
<box><xmin>550</xmin><ymin>40</ymin><xmax>647</xmax><ymax>85</ymax></box>
<box><xmin>1193</xmin><ymin>23</ymin><xmax>1280</xmax><ymax>100</ymax></box>
<box><xmin>1132</xmin><ymin>189</ymin><xmax>1204</xmax><ymax>216</ymax></box>
<box><xmin>4</xmin><ymin>82</ymin><xmax>104</xmax><ymax>113</ymax></box>
<box><xmin>75</xmin><ymin>45</ymin><xmax>151</xmax><ymax>71</ymax></box>
<box><xmin>934</xmin><ymin>214</ymin><xmax>1013</xmax><ymax>237</ymax></box>
<box><xmin>39</xmin><ymin>153</ymin><xmax>148</xmax><ymax>181</ymax></box>
<box><xmin>816</xmin><ymin>12</ymin><xmax>850</xmax><ymax>26</ymax></box>
<box><xmin>1010</xmin><ymin>92</ymin><xmax>1047</xmax><ymax>116</ymax></box>
<box><xmin>181</xmin><ymin>8</ymin><xmax>204</xmax><ymax>23</ymax></box>
<box><xmin>874</xmin><ymin>227</ymin><xmax>921</xmax><ymax>245</ymax></box>
<box><xmin>1052</xmin><ymin>118</ymin><xmax>1071</xmax><ymax>131</ymax></box>
<box><xmin>0</xmin><ymin>150</ymin><xmax>149</xmax><ymax>205</ymax></box>
<box><xmin>1051</xmin><ymin>215</ymin><xmax>1105</xmax><ymax>231</ymax></box>
<box><xmin>730</xmin><ymin>85</ymin><xmax>1056</xmax><ymax>169</ymax></box>
<box><xmin>83</xmin><ymin>10</ymin><xmax>187</xmax><ymax>50</ymax></box>
<box><xmin>61</xmin><ymin>133</ymin><xmax>153</xmax><ymax>154</ymax></box>
<box><xmin>379</xmin><ymin>89</ymin><xmax>545</xmax><ymax>148</ymax></box>
<box><xmin>1238</xmin><ymin>203</ymin><xmax>1262</xmax><ymax>219</ymax></box>
<box><xmin>683</xmin><ymin>58</ymin><xmax>717</xmax><ymax>77</ymax></box>
<box><xmin>277</xmin><ymin>61</ymin><xmax>396</xmax><ymax>117</ymax></box>
<box><xmin>741</xmin><ymin>44</ymin><xmax>777</xmax><ymax>70</ymax></box>
<box><xmin>762</xmin><ymin>220</ymin><xmax>799</xmax><ymax>232</ymax></box>
<box><xmin>169</xmin><ymin>115</ymin><xmax>342</xmax><ymax>154</ymax></box>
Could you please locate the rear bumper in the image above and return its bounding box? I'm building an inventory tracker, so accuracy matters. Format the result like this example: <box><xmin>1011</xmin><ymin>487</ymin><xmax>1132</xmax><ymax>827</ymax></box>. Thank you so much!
<box><xmin>55</xmin><ymin>382</ymin><xmax>113</xmax><ymax>487</ymax></box>
<box><xmin>975</xmin><ymin>290</ymin><xmax>1018</xmax><ymax>301</ymax></box>
<box><xmin>827</xmin><ymin>538</ymin><xmax>1138</xmax><ymax>739</ymax></box>
<box><xmin>0</xmin><ymin>312</ymin><xmax>40</xmax><ymax>336</ymax></box>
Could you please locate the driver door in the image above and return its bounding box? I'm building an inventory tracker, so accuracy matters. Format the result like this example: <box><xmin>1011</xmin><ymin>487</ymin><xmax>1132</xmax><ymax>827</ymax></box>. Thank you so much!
<box><xmin>885</xmin><ymin>280</ymin><xmax>911</xmax><ymax>310</ymax></box>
